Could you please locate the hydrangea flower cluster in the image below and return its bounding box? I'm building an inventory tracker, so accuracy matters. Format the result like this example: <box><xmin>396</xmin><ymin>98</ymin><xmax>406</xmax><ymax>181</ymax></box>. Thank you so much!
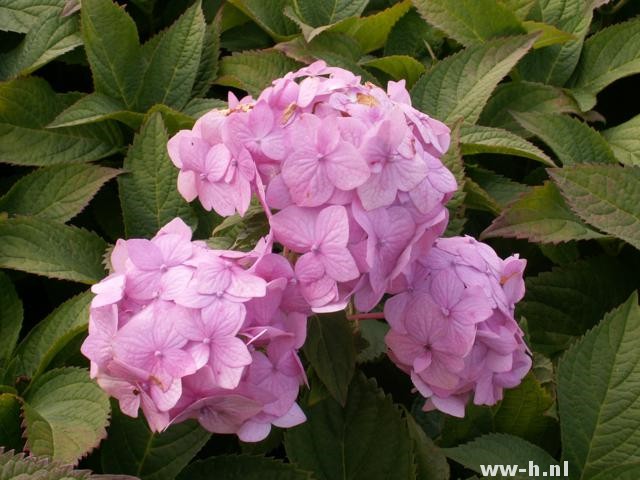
<box><xmin>385</xmin><ymin>236</ymin><xmax>530</xmax><ymax>417</ymax></box>
<box><xmin>167</xmin><ymin>60</ymin><xmax>457</xmax><ymax>313</ymax></box>
<box><xmin>83</xmin><ymin>61</ymin><xmax>531</xmax><ymax>437</ymax></box>
<box><xmin>81</xmin><ymin>218</ymin><xmax>308</xmax><ymax>440</ymax></box>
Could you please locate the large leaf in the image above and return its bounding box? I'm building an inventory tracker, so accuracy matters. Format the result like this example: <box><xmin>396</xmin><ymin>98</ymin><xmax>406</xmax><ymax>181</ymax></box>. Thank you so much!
<box><xmin>0</xmin><ymin>164</ymin><xmax>118</xmax><ymax>223</ymax></box>
<box><xmin>81</xmin><ymin>0</ymin><xmax>142</xmax><ymax>108</ymax></box>
<box><xmin>285</xmin><ymin>373</ymin><xmax>414</xmax><ymax>480</ymax></box>
<box><xmin>569</xmin><ymin>17</ymin><xmax>640</xmax><ymax>111</ymax></box>
<box><xmin>442</xmin><ymin>121</ymin><xmax>466</xmax><ymax>235</ymax></box>
<box><xmin>405</xmin><ymin>413</ymin><xmax>449</xmax><ymax>480</ymax></box>
<box><xmin>227</xmin><ymin>0</ymin><xmax>300</xmax><ymax>40</ymax></box>
<box><xmin>191</xmin><ymin>19</ymin><xmax>221</xmax><ymax>98</ymax></box>
<box><xmin>100</xmin><ymin>404</ymin><xmax>210</xmax><ymax>480</ymax></box>
<box><xmin>303</xmin><ymin>312</ymin><xmax>356</xmax><ymax>406</ymax></box>
<box><xmin>0</xmin><ymin>218</ymin><xmax>106</xmax><ymax>283</ymax></box>
<box><xmin>412</xmin><ymin>0</ymin><xmax>525</xmax><ymax>46</ymax></box>
<box><xmin>517</xmin><ymin>0</ymin><xmax>593</xmax><ymax>86</ymax></box>
<box><xmin>136</xmin><ymin>1</ymin><xmax>206</xmax><ymax>111</ymax></box>
<box><xmin>14</xmin><ymin>291</ymin><xmax>91</xmax><ymax>379</ymax></box>
<box><xmin>411</xmin><ymin>34</ymin><xmax>537</xmax><ymax>125</ymax></box>
<box><xmin>466</xmin><ymin>165</ymin><xmax>530</xmax><ymax>209</ymax></box>
<box><xmin>481</xmin><ymin>182</ymin><xmax>605</xmax><ymax>244</ymax></box>
<box><xmin>216</xmin><ymin>50</ymin><xmax>302</xmax><ymax>97</ymax></box>
<box><xmin>177</xmin><ymin>456</ymin><xmax>313</xmax><ymax>480</ymax></box>
<box><xmin>0</xmin><ymin>272</ymin><xmax>22</xmax><ymax>364</ymax></box>
<box><xmin>118</xmin><ymin>112</ymin><xmax>197</xmax><ymax>238</ymax></box>
<box><xmin>285</xmin><ymin>0</ymin><xmax>368</xmax><ymax>41</ymax></box>
<box><xmin>0</xmin><ymin>394</ymin><xmax>23</xmax><ymax>451</ymax></box>
<box><xmin>362</xmin><ymin>55</ymin><xmax>425</xmax><ymax>88</ymax></box>
<box><xmin>517</xmin><ymin>256</ymin><xmax>639</xmax><ymax>355</ymax></box>
<box><xmin>0</xmin><ymin>77</ymin><xmax>123</xmax><ymax>166</ymax></box>
<box><xmin>514</xmin><ymin>112</ymin><xmax>617</xmax><ymax>165</ymax></box>
<box><xmin>492</xmin><ymin>374</ymin><xmax>557</xmax><ymax>446</ymax></box>
<box><xmin>48</xmin><ymin>93</ymin><xmax>143</xmax><ymax>130</ymax></box>
<box><xmin>558</xmin><ymin>292</ymin><xmax>640</xmax><ymax>479</ymax></box>
<box><xmin>602</xmin><ymin>114</ymin><xmax>640</xmax><ymax>166</ymax></box>
<box><xmin>0</xmin><ymin>9</ymin><xmax>80</xmax><ymax>80</ymax></box>
<box><xmin>22</xmin><ymin>367</ymin><xmax>110</xmax><ymax>464</ymax></box>
<box><xmin>549</xmin><ymin>165</ymin><xmax>640</xmax><ymax>250</ymax></box>
<box><xmin>460</xmin><ymin>124</ymin><xmax>554</xmax><ymax>166</ymax></box>
<box><xmin>0</xmin><ymin>0</ymin><xmax>67</xmax><ymax>33</ymax></box>
<box><xmin>445</xmin><ymin>433</ymin><xmax>559</xmax><ymax>479</ymax></box>
<box><xmin>384</xmin><ymin>8</ymin><xmax>444</xmax><ymax>58</ymax></box>
<box><xmin>479</xmin><ymin>81</ymin><xmax>580</xmax><ymax>137</ymax></box>
<box><xmin>0</xmin><ymin>448</ymin><xmax>132</xmax><ymax>480</ymax></box>
<box><xmin>332</xmin><ymin>0</ymin><xmax>411</xmax><ymax>53</ymax></box>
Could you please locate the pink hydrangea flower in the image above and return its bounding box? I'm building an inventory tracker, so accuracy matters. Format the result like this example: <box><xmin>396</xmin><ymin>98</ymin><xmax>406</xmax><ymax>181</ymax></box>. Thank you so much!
<box><xmin>385</xmin><ymin>237</ymin><xmax>530</xmax><ymax>417</ymax></box>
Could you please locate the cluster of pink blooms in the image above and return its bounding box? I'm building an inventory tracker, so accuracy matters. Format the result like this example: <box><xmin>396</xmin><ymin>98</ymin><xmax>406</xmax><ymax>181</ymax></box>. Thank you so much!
<box><xmin>385</xmin><ymin>236</ymin><xmax>530</xmax><ymax>417</ymax></box>
<box><xmin>82</xmin><ymin>61</ymin><xmax>531</xmax><ymax>439</ymax></box>
<box><xmin>81</xmin><ymin>218</ymin><xmax>308</xmax><ymax>441</ymax></box>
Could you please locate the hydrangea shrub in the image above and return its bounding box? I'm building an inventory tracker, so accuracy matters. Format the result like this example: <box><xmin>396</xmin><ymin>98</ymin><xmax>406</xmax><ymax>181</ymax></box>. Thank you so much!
<box><xmin>1</xmin><ymin>1</ymin><xmax>640</xmax><ymax>479</ymax></box>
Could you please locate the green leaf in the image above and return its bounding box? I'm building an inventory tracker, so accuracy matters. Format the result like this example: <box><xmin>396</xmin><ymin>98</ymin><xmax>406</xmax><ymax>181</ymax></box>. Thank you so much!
<box><xmin>0</xmin><ymin>448</ymin><xmax>122</xmax><ymax>480</ymax></box>
<box><xmin>479</xmin><ymin>81</ymin><xmax>580</xmax><ymax>137</ymax></box>
<box><xmin>493</xmin><ymin>374</ymin><xmax>558</xmax><ymax>446</ymax></box>
<box><xmin>384</xmin><ymin>8</ymin><xmax>444</xmax><ymax>58</ymax></box>
<box><xmin>405</xmin><ymin>413</ymin><xmax>449</xmax><ymax>480</ymax></box>
<box><xmin>513</xmin><ymin>112</ymin><xmax>617</xmax><ymax>165</ymax></box>
<box><xmin>303</xmin><ymin>312</ymin><xmax>356</xmax><ymax>406</ymax></box>
<box><xmin>191</xmin><ymin>19</ymin><xmax>221</xmax><ymax>98</ymax></box>
<box><xmin>569</xmin><ymin>17</ymin><xmax>640</xmax><ymax>111</ymax></box>
<box><xmin>118</xmin><ymin>112</ymin><xmax>196</xmax><ymax>238</ymax></box>
<box><xmin>356</xmin><ymin>320</ymin><xmax>389</xmax><ymax>364</ymax></box>
<box><xmin>48</xmin><ymin>93</ymin><xmax>144</xmax><ymax>130</ymax></box>
<box><xmin>602</xmin><ymin>114</ymin><xmax>640</xmax><ymax>166</ymax></box>
<box><xmin>464</xmin><ymin>178</ymin><xmax>502</xmax><ymax>215</ymax></box>
<box><xmin>177</xmin><ymin>455</ymin><xmax>313</xmax><ymax>480</ymax></box>
<box><xmin>589</xmin><ymin>464</ymin><xmax>640</xmax><ymax>480</ymax></box>
<box><xmin>412</xmin><ymin>0</ymin><xmax>525</xmax><ymax>46</ymax></box>
<box><xmin>0</xmin><ymin>77</ymin><xmax>123</xmax><ymax>166</ymax></box>
<box><xmin>227</xmin><ymin>0</ymin><xmax>300</xmax><ymax>40</ymax></box>
<box><xmin>0</xmin><ymin>10</ymin><xmax>81</xmax><ymax>80</ymax></box>
<box><xmin>445</xmin><ymin>433</ymin><xmax>559</xmax><ymax>479</ymax></box>
<box><xmin>332</xmin><ymin>0</ymin><xmax>411</xmax><ymax>53</ymax></box>
<box><xmin>0</xmin><ymin>0</ymin><xmax>68</xmax><ymax>33</ymax></box>
<box><xmin>362</xmin><ymin>55</ymin><xmax>425</xmax><ymax>88</ymax></box>
<box><xmin>276</xmin><ymin>34</ymin><xmax>379</xmax><ymax>85</ymax></box>
<box><xmin>411</xmin><ymin>34</ymin><xmax>537</xmax><ymax>125</ymax></box>
<box><xmin>0</xmin><ymin>272</ymin><xmax>22</xmax><ymax>364</ymax></box>
<box><xmin>209</xmin><ymin>203</ymin><xmax>268</xmax><ymax>251</ymax></box>
<box><xmin>22</xmin><ymin>367</ymin><xmax>109</xmax><ymax>464</ymax></box>
<box><xmin>460</xmin><ymin>124</ymin><xmax>555</xmax><ymax>166</ymax></box>
<box><xmin>14</xmin><ymin>291</ymin><xmax>91</xmax><ymax>379</ymax></box>
<box><xmin>285</xmin><ymin>0</ymin><xmax>368</xmax><ymax>41</ymax></box>
<box><xmin>0</xmin><ymin>218</ymin><xmax>106</xmax><ymax>283</ymax></box>
<box><xmin>517</xmin><ymin>0</ymin><xmax>593</xmax><ymax>86</ymax></box>
<box><xmin>285</xmin><ymin>373</ymin><xmax>414</xmax><ymax>480</ymax></box>
<box><xmin>442</xmin><ymin>121</ymin><xmax>466</xmax><ymax>236</ymax></box>
<box><xmin>521</xmin><ymin>20</ymin><xmax>575</xmax><ymax>49</ymax></box>
<box><xmin>558</xmin><ymin>292</ymin><xmax>640</xmax><ymax>479</ymax></box>
<box><xmin>481</xmin><ymin>182</ymin><xmax>605</xmax><ymax>244</ymax></box>
<box><xmin>500</xmin><ymin>0</ymin><xmax>535</xmax><ymax>19</ymax></box>
<box><xmin>100</xmin><ymin>403</ymin><xmax>210</xmax><ymax>480</ymax></box>
<box><xmin>0</xmin><ymin>164</ymin><xmax>118</xmax><ymax>222</ymax></box>
<box><xmin>517</xmin><ymin>256</ymin><xmax>639</xmax><ymax>355</ymax></box>
<box><xmin>216</xmin><ymin>50</ymin><xmax>302</xmax><ymax>97</ymax></box>
<box><xmin>136</xmin><ymin>1</ymin><xmax>206</xmax><ymax>111</ymax></box>
<box><xmin>182</xmin><ymin>97</ymin><xmax>227</xmax><ymax>119</ymax></box>
<box><xmin>0</xmin><ymin>393</ymin><xmax>23</xmax><ymax>451</ymax></box>
<box><xmin>466</xmin><ymin>165</ymin><xmax>530</xmax><ymax>209</ymax></box>
<box><xmin>81</xmin><ymin>0</ymin><xmax>142</xmax><ymax>108</ymax></box>
<box><xmin>549</xmin><ymin>165</ymin><xmax>640</xmax><ymax>250</ymax></box>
